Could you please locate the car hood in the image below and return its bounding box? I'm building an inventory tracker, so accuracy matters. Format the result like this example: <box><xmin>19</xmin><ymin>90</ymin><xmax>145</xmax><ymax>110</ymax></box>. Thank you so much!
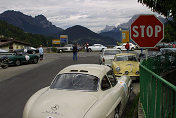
<box><xmin>28</xmin><ymin>89</ymin><xmax>98</xmax><ymax>118</ymax></box>
<box><xmin>113</xmin><ymin>61</ymin><xmax>139</xmax><ymax>74</ymax></box>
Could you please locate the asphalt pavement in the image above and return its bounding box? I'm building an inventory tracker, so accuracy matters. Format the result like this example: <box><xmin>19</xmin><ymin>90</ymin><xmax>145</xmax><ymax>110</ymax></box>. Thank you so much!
<box><xmin>0</xmin><ymin>51</ymin><xmax>140</xmax><ymax>118</ymax></box>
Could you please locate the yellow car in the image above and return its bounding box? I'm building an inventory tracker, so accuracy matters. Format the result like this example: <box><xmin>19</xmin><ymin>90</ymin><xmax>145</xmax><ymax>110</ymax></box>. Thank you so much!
<box><xmin>112</xmin><ymin>53</ymin><xmax>139</xmax><ymax>80</ymax></box>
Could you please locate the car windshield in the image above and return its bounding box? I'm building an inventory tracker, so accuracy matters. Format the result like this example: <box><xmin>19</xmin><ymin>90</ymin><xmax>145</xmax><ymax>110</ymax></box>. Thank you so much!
<box><xmin>104</xmin><ymin>50</ymin><xmax>121</xmax><ymax>55</ymax></box>
<box><xmin>114</xmin><ymin>55</ymin><xmax>137</xmax><ymax>61</ymax></box>
<box><xmin>50</xmin><ymin>73</ymin><xmax>99</xmax><ymax>91</ymax></box>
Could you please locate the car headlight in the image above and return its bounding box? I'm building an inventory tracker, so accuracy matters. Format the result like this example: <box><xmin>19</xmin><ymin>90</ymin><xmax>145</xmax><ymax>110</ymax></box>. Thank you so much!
<box><xmin>124</xmin><ymin>71</ymin><xmax>129</xmax><ymax>75</ymax></box>
<box><xmin>116</xmin><ymin>67</ymin><xmax>120</xmax><ymax>72</ymax></box>
<box><xmin>136</xmin><ymin>71</ymin><xmax>140</xmax><ymax>75</ymax></box>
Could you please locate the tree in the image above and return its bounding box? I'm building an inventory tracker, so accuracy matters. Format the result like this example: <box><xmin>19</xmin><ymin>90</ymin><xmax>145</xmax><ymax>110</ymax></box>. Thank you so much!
<box><xmin>138</xmin><ymin>0</ymin><xmax>176</xmax><ymax>42</ymax></box>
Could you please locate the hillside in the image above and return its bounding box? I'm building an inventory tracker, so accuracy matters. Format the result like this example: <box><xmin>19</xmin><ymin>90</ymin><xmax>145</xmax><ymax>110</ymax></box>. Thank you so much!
<box><xmin>58</xmin><ymin>25</ymin><xmax>117</xmax><ymax>45</ymax></box>
<box><xmin>0</xmin><ymin>20</ymin><xmax>52</xmax><ymax>47</ymax></box>
<box><xmin>0</xmin><ymin>10</ymin><xmax>63</xmax><ymax>37</ymax></box>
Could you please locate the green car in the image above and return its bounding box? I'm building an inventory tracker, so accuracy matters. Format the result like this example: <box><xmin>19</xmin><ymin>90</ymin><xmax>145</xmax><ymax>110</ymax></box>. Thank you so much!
<box><xmin>7</xmin><ymin>51</ymin><xmax>39</xmax><ymax>66</ymax></box>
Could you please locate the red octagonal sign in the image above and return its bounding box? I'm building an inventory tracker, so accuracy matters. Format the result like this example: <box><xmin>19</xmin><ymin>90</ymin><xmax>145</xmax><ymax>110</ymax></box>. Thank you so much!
<box><xmin>130</xmin><ymin>15</ymin><xmax>164</xmax><ymax>48</ymax></box>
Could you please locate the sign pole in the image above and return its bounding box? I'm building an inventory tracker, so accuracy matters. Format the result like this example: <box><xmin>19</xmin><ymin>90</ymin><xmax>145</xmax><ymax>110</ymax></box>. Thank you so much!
<box><xmin>145</xmin><ymin>49</ymin><xmax>148</xmax><ymax>60</ymax></box>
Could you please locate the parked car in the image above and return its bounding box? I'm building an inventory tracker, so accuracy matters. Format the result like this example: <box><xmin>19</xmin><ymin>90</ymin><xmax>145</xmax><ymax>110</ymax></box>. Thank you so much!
<box><xmin>0</xmin><ymin>49</ymin><xmax>8</xmax><ymax>52</ymax></box>
<box><xmin>57</xmin><ymin>44</ymin><xmax>73</xmax><ymax>53</ymax></box>
<box><xmin>149</xmin><ymin>42</ymin><xmax>173</xmax><ymax>51</ymax></box>
<box><xmin>112</xmin><ymin>53</ymin><xmax>139</xmax><ymax>80</ymax></box>
<box><xmin>7</xmin><ymin>51</ymin><xmax>39</xmax><ymax>66</ymax></box>
<box><xmin>88</xmin><ymin>44</ymin><xmax>107</xmax><ymax>51</ymax></box>
<box><xmin>23</xmin><ymin>64</ymin><xmax>132</xmax><ymax>118</ymax></box>
<box><xmin>113</xmin><ymin>43</ymin><xmax>136</xmax><ymax>51</ymax></box>
<box><xmin>99</xmin><ymin>48</ymin><xmax>121</xmax><ymax>66</ymax></box>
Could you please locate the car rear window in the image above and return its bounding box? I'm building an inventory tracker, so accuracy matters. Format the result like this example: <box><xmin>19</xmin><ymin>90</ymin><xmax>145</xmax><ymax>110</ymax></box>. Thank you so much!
<box><xmin>50</xmin><ymin>73</ymin><xmax>99</xmax><ymax>91</ymax></box>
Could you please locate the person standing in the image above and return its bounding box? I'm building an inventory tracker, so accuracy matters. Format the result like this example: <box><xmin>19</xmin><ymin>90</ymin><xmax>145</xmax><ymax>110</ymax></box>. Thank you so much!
<box><xmin>73</xmin><ymin>43</ymin><xmax>78</xmax><ymax>61</ymax></box>
<box><xmin>39</xmin><ymin>45</ymin><xmax>44</xmax><ymax>60</ymax></box>
<box><xmin>125</xmin><ymin>42</ymin><xmax>130</xmax><ymax>53</ymax></box>
<box><xmin>85</xmin><ymin>42</ymin><xmax>89</xmax><ymax>52</ymax></box>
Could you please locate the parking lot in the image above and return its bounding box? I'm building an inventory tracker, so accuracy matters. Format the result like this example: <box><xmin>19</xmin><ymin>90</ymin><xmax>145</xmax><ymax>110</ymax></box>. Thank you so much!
<box><xmin>0</xmin><ymin>51</ymin><xmax>140</xmax><ymax>118</ymax></box>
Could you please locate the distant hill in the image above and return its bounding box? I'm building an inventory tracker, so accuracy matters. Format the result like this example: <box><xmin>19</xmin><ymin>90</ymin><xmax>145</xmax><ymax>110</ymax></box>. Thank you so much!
<box><xmin>58</xmin><ymin>25</ymin><xmax>117</xmax><ymax>45</ymax></box>
<box><xmin>0</xmin><ymin>20</ymin><xmax>52</xmax><ymax>47</ymax></box>
<box><xmin>0</xmin><ymin>10</ymin><xmax>63</xmax><ymax>37</ymax></box>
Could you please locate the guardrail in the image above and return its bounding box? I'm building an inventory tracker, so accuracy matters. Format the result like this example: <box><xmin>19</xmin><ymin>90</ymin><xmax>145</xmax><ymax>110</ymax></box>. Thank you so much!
<box><xmin>140</xmin><ymin>51</ymin><xmax>176</xmax><ymax>118</ymax></box>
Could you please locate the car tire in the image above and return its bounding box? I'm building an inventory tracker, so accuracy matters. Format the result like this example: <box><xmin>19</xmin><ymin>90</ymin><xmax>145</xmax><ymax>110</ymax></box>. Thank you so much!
<box><xmin>58</xmin><ymin>49</ymin><xmax>63</xmax><ymax>53</ymax></box>
<box><xmin>1</xmin><ymin>64</ymin><xmax>8</xmax><ymax>69</ymax></box>
<box><xmin>118</xmin><ymin>48</ymin><xmax>121</xmax><ymax>51</ymax></box>
<box><xmin>33</xmin><ymin>58</ymin><xmax>38</xmax><ymax>64</ymax></box>
<box><xmin>131</xmin><ymin>47</ymin><xmax>134</xmax><ymax>51</ymax></box>
<box><xmin>114</xmin><ymin>106</ymin><xmax>120</xmax><ymax>118</ymax></box>
<box><xmin>89</xmin><ymin>48</ymin><xmax>92</xmax><ymax>52</ymax></box>
<box><xmin>15</xmin><ymin>60</ymin><xmax>21</xmax><ymax>66</ymax></box>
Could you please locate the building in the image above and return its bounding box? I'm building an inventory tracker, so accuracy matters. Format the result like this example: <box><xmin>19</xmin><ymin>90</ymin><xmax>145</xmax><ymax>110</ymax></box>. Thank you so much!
<box><xmin>0</xmin><ymin>38</ymin><xmax>30</xmax><ymax>52</ymax></box>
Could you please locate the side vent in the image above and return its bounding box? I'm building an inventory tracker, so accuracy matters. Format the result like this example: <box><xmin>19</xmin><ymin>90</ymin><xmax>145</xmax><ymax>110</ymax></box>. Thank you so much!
<box><xmin>70</xmin><ymin>70</ymin><xmax>78</xmax><ymax>72</ymax></box>
<box><xmin>80</xmin><ymin>70</ymin><xmax>88</xmax><ymax>73</ymax></box>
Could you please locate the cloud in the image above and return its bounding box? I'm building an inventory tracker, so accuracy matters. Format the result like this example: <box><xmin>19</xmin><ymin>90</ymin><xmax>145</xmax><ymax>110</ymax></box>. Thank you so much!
<box><xmin>0</xmin><ymin>0</ymin><xmax>161</xmax><ymax>32</ymax></box>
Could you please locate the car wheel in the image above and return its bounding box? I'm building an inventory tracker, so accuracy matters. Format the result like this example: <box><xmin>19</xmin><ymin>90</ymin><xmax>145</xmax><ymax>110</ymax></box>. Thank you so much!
<box><xmin>118</xmin><ymin>48</ymin><xmax>121</xmax><ymax>51</ymax></box>
<box><xmin>58</xmin><ymin>49</ymin><xmax>63</xmax><ymax>53</ymax></box>
<box><xmin>15</xmin><ymin>60</ymin><xmax>21</xmax><ymax>66</ymax></box>
<box><xmin>33</xmin><ymin>58</ymin><xmax>38</xmax><ymax>64</ymax></box>
<box><xmin>89</xmin><ymin>48</ymin><xmax>92</xmax><ymax>52</ymax></box>
<box><xmin>114</xmin><ymin>106</ymin><xmax>120</xmax><ymax>118</ymax></box>
<box><xmin>1</xmin><ymin>64</ymin><xmax>8</xmax><ymax>69</ymax></box>
<box><xmin>131</xmin><ymin>47</ymin><xmax>134</xmax><ymax>51</ymax></box>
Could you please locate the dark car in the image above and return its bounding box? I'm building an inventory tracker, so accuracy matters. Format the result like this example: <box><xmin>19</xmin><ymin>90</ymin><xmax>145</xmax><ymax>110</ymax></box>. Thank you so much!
<box><xmin>7</xmin><ymin>51</ymin><xmax>39</xmax><ymax>66</ymax></box>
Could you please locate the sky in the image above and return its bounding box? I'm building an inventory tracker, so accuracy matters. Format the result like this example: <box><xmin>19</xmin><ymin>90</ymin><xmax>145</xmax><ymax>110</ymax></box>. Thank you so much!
<box><xmin>0</xmin><ymin>0</ymin><xmax>161</xmax><ymax>32</ymax></box>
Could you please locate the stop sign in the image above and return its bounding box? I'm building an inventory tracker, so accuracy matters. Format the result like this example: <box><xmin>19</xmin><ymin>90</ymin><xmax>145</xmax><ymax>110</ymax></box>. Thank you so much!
<box><xmin>130</xmin><ymin>15</ymin><xmax>164</xmax><ymax>48</ymax></box>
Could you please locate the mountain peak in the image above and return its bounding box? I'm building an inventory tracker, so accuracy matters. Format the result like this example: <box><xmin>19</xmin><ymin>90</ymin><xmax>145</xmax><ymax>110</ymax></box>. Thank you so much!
<box><xmin>0</xmin><ymin>10</ymin><xmax>63</xmax><ymax>37</ymax></box>
<box><xmin>35</xmin><ymin>15</ymin><xmax>47</xmax><ymax>21</ymax></box>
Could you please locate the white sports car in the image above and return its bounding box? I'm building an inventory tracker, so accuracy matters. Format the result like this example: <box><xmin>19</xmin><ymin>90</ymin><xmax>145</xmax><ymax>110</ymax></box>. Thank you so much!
<box><xmin>23</xmin><ymin>64</ymin><xmax>132</xmax><ymax>118</ymax></box>
<box><xmin>99</xmin><ymin>48</ymin><xmax>121</xmax><ymax>66</ymax></box>
<box><xmin>113</xmin><ymin>43</ymin><xmax>136</xmax><ymax>51</ymax></box>
<box><xmin>88</xmin><ymin>44</ymin><xmax>107</xmax><ymax>51</ymax></box>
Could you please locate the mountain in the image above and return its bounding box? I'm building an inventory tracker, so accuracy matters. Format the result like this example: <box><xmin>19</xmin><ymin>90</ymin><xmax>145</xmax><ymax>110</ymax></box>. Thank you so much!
<box><xmin>0</xmin><ymin>20</ymin><xmax>52</xmax><ymax>47</ymax></box>
<box><xmin>0</xmin><ymin>10</ymin><xmax>63</xmax><ymax>37</ymax></box>
<box><xmin>99</xmin><ymin>25</ymin><xmax>116</xmax><ymax>33</ymax></box>
<box><xmin>58</xmin><ymin>25</ymin><xmax>117</xmax><ymax>45</ymax></box>
<box><xmin>99</xmin><ymin>14</ymin><xmax>167</xmax><ymax>42</ymax></box>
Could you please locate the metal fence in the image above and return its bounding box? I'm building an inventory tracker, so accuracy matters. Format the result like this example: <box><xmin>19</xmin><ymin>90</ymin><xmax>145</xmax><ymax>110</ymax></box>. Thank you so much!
<box><xmin>140</xmin><ymin>49</ymin><xmax>176</xmax><ymax>118</ymax></box>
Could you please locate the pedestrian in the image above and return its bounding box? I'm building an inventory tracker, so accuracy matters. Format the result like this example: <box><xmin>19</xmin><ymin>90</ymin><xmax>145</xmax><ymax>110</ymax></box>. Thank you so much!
<box><xmin>125</xmin><ymin>42</ymin><xmax>130</xmax><ymax>53</ymax></box>
<box><xmin>73</xmin><ymin>43</ymin><xmax>78</xmax><ymax>61</ymax></box>
<box><xmin>85</xmin><ymin>42</ymin><xmax>89</xmax><ymax>52</ymax></box>
<box><xmin>39</xmin><ymin>45</ymin><xmax>44</xmax><ymax>60</ymax></box>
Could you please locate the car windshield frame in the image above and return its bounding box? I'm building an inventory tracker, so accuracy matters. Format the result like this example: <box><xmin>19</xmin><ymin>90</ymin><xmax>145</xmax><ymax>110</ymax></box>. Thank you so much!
<box><xmin>50</xmin><ymin>73</ymin><xmax>100</xmax><ymax>92</ymax></box>
<box><xmin>104</xmin><ymin>50</ymin><xmax>121</xmax><ymax>55</ymax></box>
<box><xmin>114</xmin><ymin>55</ymin><xmax>138</xmax><ymax>61</ymax></box>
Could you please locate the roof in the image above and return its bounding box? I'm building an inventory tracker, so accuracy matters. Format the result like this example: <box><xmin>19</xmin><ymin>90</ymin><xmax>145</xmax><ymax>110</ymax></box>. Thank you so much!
<box><xmin>58</xmin><ymin>64</ymin><xmax>111</xmax><ymax>79</ymax></box>
<box><xmin>115</xmin><ymin>53</ymin><xmax>136</xmax><ymax>56</ymax></box>
<box><xmin>0</xmin><ymin>38</ymin><xmax>30</xmax><ymax>47</ymax></box>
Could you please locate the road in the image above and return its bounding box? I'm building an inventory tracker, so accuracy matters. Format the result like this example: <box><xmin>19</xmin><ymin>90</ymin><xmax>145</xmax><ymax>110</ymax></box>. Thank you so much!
<box><xmin>0</xmin><ymin>52</ymin><xmax>139</xmax><ymax>118</ymax></box>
